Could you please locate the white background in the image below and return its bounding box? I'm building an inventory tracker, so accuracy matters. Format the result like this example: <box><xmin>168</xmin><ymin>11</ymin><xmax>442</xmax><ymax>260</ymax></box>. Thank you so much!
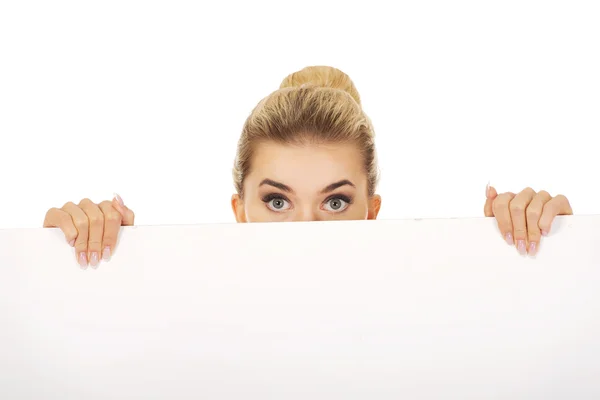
<box><xmin>1</xmin><ymin>0</ymin><xmax>598</xmax><ymax>229</ymax></box>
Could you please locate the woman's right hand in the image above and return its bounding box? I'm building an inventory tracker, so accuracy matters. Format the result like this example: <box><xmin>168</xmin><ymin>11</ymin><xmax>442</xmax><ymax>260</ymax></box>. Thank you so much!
<box><xmin>43</xmin><ymin>194</ymin><xmax>135</xmax><ymax>269</ymax></box>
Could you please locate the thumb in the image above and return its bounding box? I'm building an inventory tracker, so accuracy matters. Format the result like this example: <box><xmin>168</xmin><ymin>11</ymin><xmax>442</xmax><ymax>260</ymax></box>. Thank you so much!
<box><xmin>112</xmin><ymin>193</ymin><xmax>135</xmax><ymax>226</ymax></box>
<box><xmin>483</xmin><ymin>182</ymin><xmax>498</xmax><ymax>217</ymax></box>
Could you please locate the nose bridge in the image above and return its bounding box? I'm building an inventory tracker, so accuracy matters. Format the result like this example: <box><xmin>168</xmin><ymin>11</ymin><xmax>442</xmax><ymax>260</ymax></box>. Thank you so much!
<box><xmin>296</xmin><ymin>203</ymin><xmax>319</xmax><ymax>222</ymax></box>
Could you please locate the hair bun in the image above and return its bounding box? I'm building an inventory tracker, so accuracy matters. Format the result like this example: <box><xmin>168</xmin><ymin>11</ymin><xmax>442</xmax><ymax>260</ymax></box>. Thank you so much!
<box><xmin>279</xmin><ymin>66</ymin><xmax>361</xmax><ymax>106</ymax></box>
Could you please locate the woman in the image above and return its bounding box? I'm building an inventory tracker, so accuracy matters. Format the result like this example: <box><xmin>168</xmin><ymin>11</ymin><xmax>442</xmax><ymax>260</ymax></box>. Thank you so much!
<box><xmin>43</xmin><ymin>66</ymin><xmax>573</xmax><ymax>269</ymax></box>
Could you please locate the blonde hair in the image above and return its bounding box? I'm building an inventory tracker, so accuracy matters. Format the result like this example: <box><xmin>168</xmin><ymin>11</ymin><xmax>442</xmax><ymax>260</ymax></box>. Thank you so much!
<box><xmin>233</xmin><ymin>66</ymin><xmax>379</xmax><ymax>197</ymax></box>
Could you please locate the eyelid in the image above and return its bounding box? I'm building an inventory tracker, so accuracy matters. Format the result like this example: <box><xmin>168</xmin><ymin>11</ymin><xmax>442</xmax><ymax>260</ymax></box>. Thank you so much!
<box><xmin>261</xmin><ymin>192</ymin><xmax>292</xmax><ymax>202</ymax></box>
<box><xmin>324</xmin><ymin>194</ymin><xmax>353</xmax><ymax>203</ymax></box>
<box><xmin>262</xmin><ymin>192</ymin><xmax>293</xmax><ymax>212</ymax></box>
<box><xmin>321</xmin><ymin>194</ymin><xmax>353</xmax><ymax>213</ymax></box>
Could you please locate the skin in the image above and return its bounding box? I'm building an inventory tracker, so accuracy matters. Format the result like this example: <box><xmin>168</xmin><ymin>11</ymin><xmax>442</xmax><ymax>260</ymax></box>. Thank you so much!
<box><xmin>483</xmin><ymin>186</ymin><xmax>572</xmax><ymax>256</ymax></box>
<box><xmin>43</xmin><ymin>141</ymin><xmax>573</xmax><ymax>269</ymax></box>
<box><xmin>44</xmin><ymin>195</ymin><xmax>134</xmax><ymax>268</ymax></box>
<box><xmin>231</xmin><ymin>142</ymin><xmax>381</xmax><ymax>223</ymax></box>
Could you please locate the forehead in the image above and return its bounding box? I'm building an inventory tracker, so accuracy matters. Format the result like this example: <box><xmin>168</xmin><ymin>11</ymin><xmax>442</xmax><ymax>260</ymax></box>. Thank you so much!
<box><xmin>247</xmin><ymin>141</ymin><xmax>366</xmax><ymax>187</ymax></box>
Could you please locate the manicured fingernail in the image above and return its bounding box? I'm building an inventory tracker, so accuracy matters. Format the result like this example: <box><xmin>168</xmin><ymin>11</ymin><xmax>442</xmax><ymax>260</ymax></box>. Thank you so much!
<box><xmin>542</xmin><ymin>230</ymin><xmax>549</xmax><ymax>236</ymax></box>
<box><xmin>505</xmin><ymin>233</ymin><xmax>514</xmax><ymax>245</ymax></box>
<box><xmin>68</xmin><ymin>239</ymin><xmax>75</xmax><ymax>247</ymax></box>
<box><xmin>90</xmin><ymin>252</ymin><xmax>99</xmax><ymax>268</ymax></box>
<box><xmin>528</xmin><ymin>242</ymin><xmax>538</xmax><ymax>256</ymax></box>
<box><xmin>114</xmin><ymin>193</ymin><xmax>125</xmax><ymax>207</ymax></box>
<box><xmin>102</xmin><ymin>247</ymin><xmax>111</xmax><ymax>261</ymax></box>
<box><xmin>486</xmin><ymin>181</ymin><xmax>491</xmax><ymax>197</ymax></box>
<box><xmin>517</xmin><ymin>240</ymin><xmax>527</xmax><ymax>255</ymax></box>
<box><xmin>78</xmin><ymin>252</ymin><xmax>88</xmax><ymax>269</ymax></box>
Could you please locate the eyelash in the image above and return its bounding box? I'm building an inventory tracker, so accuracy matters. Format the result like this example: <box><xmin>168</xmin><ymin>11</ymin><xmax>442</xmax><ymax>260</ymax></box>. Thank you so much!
<box><xmin>324</xmin><ymin>194</ymin><xmax>353</xmax><ymax>205</ymax></box>
<box><xmin>261</xmin><ymin>193</ymin><xmax>291</xmax><ymax>204</ymax></box>
<box><xmin>261</xmin><ymin>193</ymin><xmax>354</xmax><ymax>211</ymax></box>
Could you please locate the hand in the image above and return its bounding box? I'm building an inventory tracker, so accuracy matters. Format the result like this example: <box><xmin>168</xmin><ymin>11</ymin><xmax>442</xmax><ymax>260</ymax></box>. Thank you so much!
<box><xmin>484</xmin><ymin>185</ymin><xmax>572</xmax><ymax>256</ymax></box>
<box><xmin>43</xmin><ymin>194</ymin><xmax>135</xmax><ymax>269</ymax></box>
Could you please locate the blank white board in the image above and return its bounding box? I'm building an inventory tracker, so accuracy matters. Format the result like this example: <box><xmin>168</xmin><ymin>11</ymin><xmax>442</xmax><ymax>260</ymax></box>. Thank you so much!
<box><xmin>1</xmin><ymin>216</ymin><xmax>600</xmax><ymax>399</ymax></box>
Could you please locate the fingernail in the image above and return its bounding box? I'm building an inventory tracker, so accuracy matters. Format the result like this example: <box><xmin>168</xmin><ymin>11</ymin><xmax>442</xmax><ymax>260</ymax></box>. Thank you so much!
<box><xmin>102</xmin><ymin>247</ymin><xmax>111</xmax><ymax>261</ymax></box>
<box><xmin>68</xmin><ymin>239</ymin><xmax>75</xmax><ymax>247</ymax></box>
<box><xmin>517</xmin><ymin>240</ymin><xmax>527</xmax><ymax>255</ymax></box>
<box><xmin>90</xmin><ymin>252</ymin><xmax>99</xmax><ymax>268</ymax></box>
<box><xmin>486</xmin><ymin>181</ymin><xmax>491</xmax><ymax>197</ymax></box>
<box><xmin>78</xmin><ymin>252</ymin><xmax>88</xmax><ymax>269</ymax></box>
<box><xmin>505</xmin><ymin>232</ymin><xmax>514</xmax><ymax>245</ymax></box>
<box><xmin>542</xmin><ymin>230</ymin><xmax>549</xmax><ymax>236</ymax></box>
<box><xmin>114</xmin><ymin>193</ymin><xmax>125</xmax><ymax>207</ymax></box>
<box><xmin>528</xmin><ymin>242</ymin><xmax>538</xmax><ymax>256</ymax></box>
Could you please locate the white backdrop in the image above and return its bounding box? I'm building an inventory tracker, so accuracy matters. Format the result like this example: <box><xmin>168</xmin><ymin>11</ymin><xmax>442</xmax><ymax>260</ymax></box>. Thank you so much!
<box><xmin>1</xmin><ymin>0</ymin><xmax>598</xmax><ymax>229</ymax></box>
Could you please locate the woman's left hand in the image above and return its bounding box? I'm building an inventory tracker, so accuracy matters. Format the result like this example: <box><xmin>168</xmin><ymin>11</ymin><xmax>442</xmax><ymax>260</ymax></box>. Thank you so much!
<box><xmin>484</xmin><ymin>185</ymin><xmax>573</xmax><ymax>256</ymax></box>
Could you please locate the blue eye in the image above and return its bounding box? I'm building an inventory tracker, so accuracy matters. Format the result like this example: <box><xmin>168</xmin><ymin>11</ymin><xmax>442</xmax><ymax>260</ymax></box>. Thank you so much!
<box><xmin>323</xmin><ymin>197</ymin><xmax>350</xmax><ymax>212</ymax></box>
<box><xmin>270</xmin><ymin>198</ymin><xmax>288</xmax><ymax>210</ymax></box>
<box><xmin>262</xmin><ymin>195</ymin><xmax>292</xmax><ymax>212</ymax></box>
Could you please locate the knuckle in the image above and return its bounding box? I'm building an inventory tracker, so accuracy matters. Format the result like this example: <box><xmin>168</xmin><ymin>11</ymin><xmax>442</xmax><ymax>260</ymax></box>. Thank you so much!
<box><xmin>79</xmin><ymin>198</ymin><xmax>94</xmax><ymax>206</ymax></box>
<box><xmin>59</xmin><ymin>212</ymin><xmax>73</xmax><ymax>226</ymax></box>
<box><xmin>88</xmin><ymin>214</ymin><xmax>104</xmax><ymax>227</ymax></box>
<box><xmin>44</xmin><ymin>207</ymin><xmax>59</xmax><ymax>221</ymax></box>
<box><xmin>103</xmin><ymin>227</ymin><xmax>117</xmax><ymax>238</ymax></box>
<box><xmin>509</xmin><ymin>201</ymin><xmax>524</xmax><ymax>214</ymax></box>
<box><xmin>492</xmin><ymin>195</ymin><xmax>506</xmax><ymax>207</ymax></box>
<box><xmin>497</xmin><ymin>192</ymin><xmax>514</xmax><ymax>203</ymax></box>
<box><xmin>496</xmin><ymin>193</ymin><xmax>509</xmax><ymax>201</ymax></box>
<box><xmin>62</xmin><ymin>201</ymin><xmax>76</xmax><ymax>210</ymax></box>
<box><xmin>98</xmin><ymin>200</ymin><xmax>113</xmax><ymax>208</ymax></box>
<box><xmin>538</xmin><ymin>190</ymin><xmax>551</xmax><ymax>198</ymax></box>
<box><xmin>555</xmin><ymin>194</ymin><xmax>569</xmax><ymax>203</ymax></box>
<box><xmin>74</xmin><ymin>240</ymin><xmax>88</xmax><ymax>250</ymax></box>
<box><xmin>529</xmin><ymin>233</ymin><xmax>541</xmax><ymax>242</ymax></box>
<box><xmin>526</xmin><ymin>207</ymin><xmax>541</xmax><ymax>220</ymax></box>
<box><xmin>542</xmin><ymin>200</ymin><xmax>555</xmax><ymax>212</ymax></box>
<box><xmin>87</xmin><ymin>240</ymin><xmax>102</xmax><ymax>249</ymax></box>
<box><xmin>102</xmin><ymin>235</ymin><xmax>116</xmax><ymax>246</ymax></box>
<box><xmin>46</xmin><ymin>207</ymin><xmax>59</xmax><ymax>215</ymax></box>
<box><xmin>44</xmin><ymin>208</ymin><xmax>64</xmax><ymax>228</ymax></box>
<box><xmin>74</xmin><ymin>217</ymin><xmax>89</xmax><ymax>231</ymax></box>
<box><xmin>521</xmin><ymin>187</ymin><xmax>536</xmax><ymax>196</ymax></box>
<box><xmin>105</xmin><ymin>212</ymin><xmax>122</xmax><ymax>223</ymax></box>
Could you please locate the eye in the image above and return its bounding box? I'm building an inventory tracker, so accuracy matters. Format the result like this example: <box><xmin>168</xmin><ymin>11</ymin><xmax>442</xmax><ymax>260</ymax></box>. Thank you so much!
<box><xmin>323</xmin><ymin>196</ymin><xmax>350</xmax><ymax>212</ymax></box>
<box><xmin>264</xmin><ymin>196</ymin><xmax>292</xmax><ymax>212</ymax></box>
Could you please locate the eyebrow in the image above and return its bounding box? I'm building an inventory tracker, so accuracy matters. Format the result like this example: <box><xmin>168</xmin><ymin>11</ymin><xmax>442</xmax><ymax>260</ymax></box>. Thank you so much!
<box><xmin>259</xmin><ymin>179</ymin><xmax>355</xmax><ymax>194</ymax></box>
<box><xmin>259</xmin><ymin>179</ymin><xmax>293</xmax><ymax>192</ymax></box>
<box><xmin>320</xmin><ymin>179</ymin><xmax>356</xmax><ymax>193</ymax></box>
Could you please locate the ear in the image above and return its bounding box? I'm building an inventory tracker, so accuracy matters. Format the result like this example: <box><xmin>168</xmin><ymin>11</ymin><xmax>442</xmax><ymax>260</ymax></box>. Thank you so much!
<box><xmin>367</xmin><ymin>194</ymin><xmax>382</xmax><ymax>220</ymax></box>
<box><xmin>231</xmin><ymin>194</ymin><xmax>247</xmax><ymax>223</ymax></box>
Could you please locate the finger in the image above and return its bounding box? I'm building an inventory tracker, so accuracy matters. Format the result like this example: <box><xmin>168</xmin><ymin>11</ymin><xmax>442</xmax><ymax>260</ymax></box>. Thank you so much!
<box><xmin>78</xmin><ymin>198</ymin><xmax>104</xmax><ymax>269</ymax></box>
<box><xmin>61</xmin><ymin>202</ymin><xmax>90</xmax><ymax>269</ymax></box>
<box><xmin>112</xmin><ymin>193</ymin><xmax>135</xmax><ymax>225</ymax></box>
<box><xmin>491</xmin><ymin>192</ymin><xmax>516</xmax><ymax>244</ymax></box>
<box><xmin>483</xmin><ymin>184</ymin><xmax>498</xmax><ymax>217</ymax></box>
<box><xmin>98</xmin><ymin>201</ymin><xmax>123</xmax><ymax>261</ymax></box>
<box><xmin>43</xmin><ymin>208</ymin><xmax>78</xmax><ymax>246</ymax></box>
<box><xmin>539</xmin><ymin>194</ymin><xmax>573</xmax><ymax>236</ymax></box>
<box><xmin>509</xmin><ymin>187</ymin><xmax>536</xmax><ymax>255</ymax></box>
<box><xmin>525</xmin><ymin>190</ymin><xmax>552</xmax><ymax>256</ymax></box>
